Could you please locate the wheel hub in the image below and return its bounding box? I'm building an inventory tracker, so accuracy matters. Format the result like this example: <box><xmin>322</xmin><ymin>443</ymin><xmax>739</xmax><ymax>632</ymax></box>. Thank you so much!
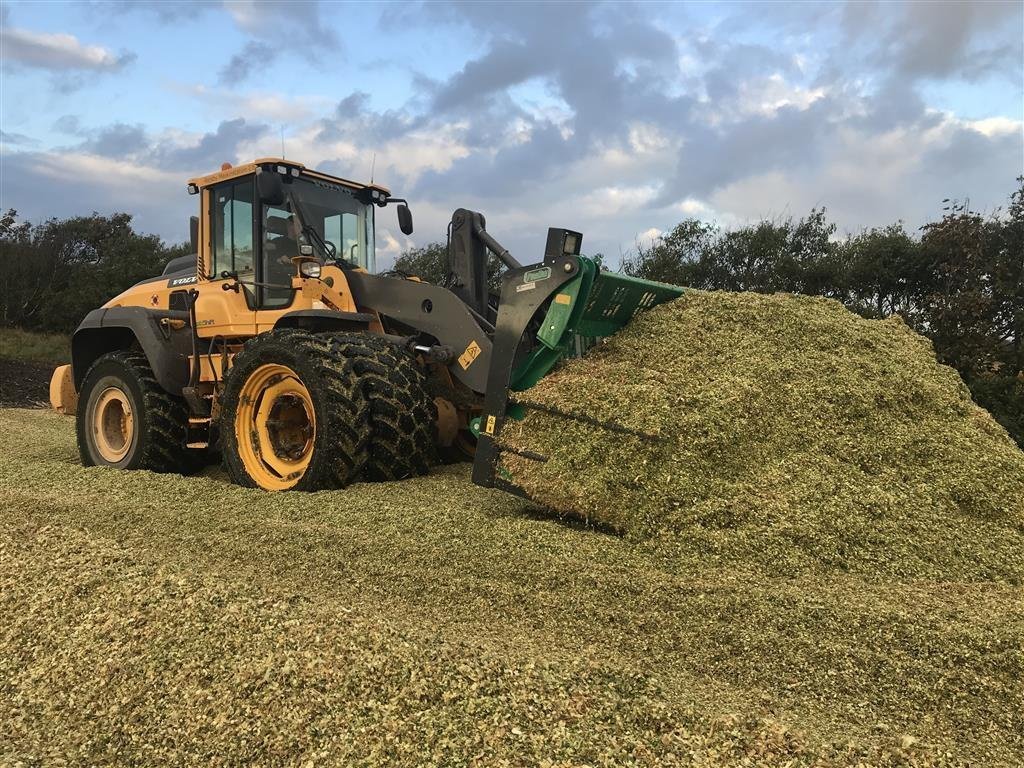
<box><xmin>235</xmin><ymin>363</ymin><xmax>316</xmax><ymax>490</ymax></box>
<box><xmin>265</xmin><ymin>394</ymin><xmax>314</xmax><ymax>460</ymax></box>
<box><xmin>93</xmin><ymin>387</ymin><xmax>134</xmax><ymax>463</ymax></box>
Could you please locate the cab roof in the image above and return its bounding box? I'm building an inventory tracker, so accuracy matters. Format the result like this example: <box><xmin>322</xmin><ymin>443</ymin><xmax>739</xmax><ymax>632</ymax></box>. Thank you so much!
<box><xmin>186</xmin><ymin>158</ymin><xmax>391</xmax><ymax>196</ymax></box>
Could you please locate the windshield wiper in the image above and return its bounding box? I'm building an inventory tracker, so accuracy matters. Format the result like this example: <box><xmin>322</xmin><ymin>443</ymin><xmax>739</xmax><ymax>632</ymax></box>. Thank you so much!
<box><xmin>283</xmin><ymin>188</ymin><xmax>337</xmax><ymax>262</ymax></box>
<box><xmin>302</xmin><ymin>224</ymin><xmax>336</xmax><ymax>261</ymax></box>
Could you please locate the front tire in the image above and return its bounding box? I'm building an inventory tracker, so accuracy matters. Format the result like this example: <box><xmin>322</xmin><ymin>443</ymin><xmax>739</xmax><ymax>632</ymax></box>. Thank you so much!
<box><xmin>328</xmin><ymin>333</ymin><xmax>438</xmax><ymax>481</ymax></box>
<box><xmin>219</xmin><ymin>330</ymin><xmax>370</xmax><ymax>491</ymax></box>
<box><xmin>77</xmin><ymin>350</ymin><xmax>200</xmax><ymax>474</ymax></box>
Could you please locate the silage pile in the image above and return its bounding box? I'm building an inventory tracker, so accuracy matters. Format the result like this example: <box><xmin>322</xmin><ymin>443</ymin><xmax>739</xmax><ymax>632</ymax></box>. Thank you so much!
<box><xmin>501</xmin><ymin>290</ymin><xmax>1024</xmax><ymax>579</ymax></box>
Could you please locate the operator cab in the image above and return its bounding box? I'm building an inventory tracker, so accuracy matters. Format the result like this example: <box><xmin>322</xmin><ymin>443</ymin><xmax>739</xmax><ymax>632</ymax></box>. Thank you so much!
<box><xmin>186</xmin><ymin>159</ymin><xmax>412</xmax><ymax>309</ymax></box>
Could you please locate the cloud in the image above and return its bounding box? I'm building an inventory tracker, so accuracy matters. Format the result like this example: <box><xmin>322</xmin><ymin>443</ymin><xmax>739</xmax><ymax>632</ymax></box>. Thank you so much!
<box><xmin>871</xmin><ymin>1</ymin><xmax>1022</xmax><ymax>82</ymax></box>
<box><xmin>107</xmin><ymin>0</ymin><xmax>217</xmax><ymax>21</ymax></box>
<box><xmin>966</xmin><ymin>116</ymin><xmax>1024</xmax><ymax>137</ymax></box>
<box><xmin>210</xmin><ymin>2</ymin><xmax>343</xmax><ymax>89</ymax></box>
<box><xmin>176</xmin><ymin>83</ymin><xmax>330</xmax><ymax>123</ymax></box>
<box><xmin>111</xmin><ymin>0</ymin><xmax>341</xmax><ymax>64</ymax></box>
<box><xmin>40</xmin><ymin>117</ymin><xmax>273</xmax><ymax>176</ymax></box>
<box><xmin>52</xmin><ymin>115</ymin><xmax>85</xmax><ymax>135</ymax></box>
<box><xmin>396</xmin><ymin>1</ymin><xmax>697</xmax><ymax>212</ymax></box>
<box><xmin>107</xmin><ymin>0</ymin><xmax>338</xmax><ymax>47</ymax></box>
<box><xmin>429</xmin><ymin>39</ymin><xmax>550</xmax><ymax>113</ymax></box>
<box><xmin>423</xmin><ymin>1</ymin><xmax>685</xmax><ymax>145</ymax></box>
<box><xmin>0</xmin><ymin>150</ymin><xmax>189</xmax><ymax>243</ymax></box>
<box><xmin>152</xmin><ymin>118</ymin><xmax>271</xmax><ymax>171</ymax></box>
<box><xmin>80</xmin><ymin>123</ymin><xmax>150</xmax><ymax>157</ymax></box>
<box><xmin>262</xmin><ymin>100</ymin><xmax>468</xmax><ymax>192</ymax></box>
<box><xmin>656</xmin><ymin>98</ymin><xmax>837</xmax><ymax>205</ymax></box>
<box><xmin>218</xmin><ymin>41</ymin><xmax>278</xmax><ymax>85</ymax></box>
<box><xmin>224</xmin><ymin>0</ymin><xmax>339</xmax><ymax>50</ymax></box>
<box><xmin>316</xmin><ymin>92</ymin><xmax>417</xmax><ymax>145</ymax></box>
<box><xmin>0</xmin><ymin>130</ymin><xmax>38</xmax><ymax>147</ymax></box>
<box><xmin>0</xmin><ymin>22</ymin><xmax>134</xmax><ymax>72</ymax></box>
<box><xmin>707</xmin><ymin>118</ymin><xmax>1023</xmax><ymax>234</ymax></box>
<box><xmin>403</xmin><ymin>1</ymin><xmax>1019</xmax><ymax>222</ymax></box>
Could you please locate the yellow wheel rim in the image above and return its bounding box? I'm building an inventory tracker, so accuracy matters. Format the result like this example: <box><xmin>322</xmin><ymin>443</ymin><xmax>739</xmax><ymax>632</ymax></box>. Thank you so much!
<box><xmin>93</xmin><ymin>386</ymin><xmax>134</xmax><ymax>463</ymax></box>
<box><xmin>235</xmin><ymin>363</ymin><xmax>316</xmax><ymax>490</ymax></box>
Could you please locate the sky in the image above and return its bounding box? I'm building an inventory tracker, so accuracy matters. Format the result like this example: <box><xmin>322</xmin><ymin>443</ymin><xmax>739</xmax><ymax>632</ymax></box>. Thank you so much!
<box><xmin>1</xmin><ymin>0</ymin><xmax>1022</xmax><ymax>269</ymax></box>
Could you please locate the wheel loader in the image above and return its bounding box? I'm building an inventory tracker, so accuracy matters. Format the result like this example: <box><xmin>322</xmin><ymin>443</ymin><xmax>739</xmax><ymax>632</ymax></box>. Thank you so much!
<box><xmin>49</xmin><ymin>158</ymin><xmax>682</xmax><ymax>497</ymax></box>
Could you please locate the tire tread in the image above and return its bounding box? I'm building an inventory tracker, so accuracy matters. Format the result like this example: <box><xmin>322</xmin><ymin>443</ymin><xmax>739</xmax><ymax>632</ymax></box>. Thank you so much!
<box><xmin>328</xmin><ymin>333</ymin><xmax>437</xmax><ymax>481</ymax></box>
<box><xmin>77</xmin><ymin>350</ymin><xmax>201</xmax><ymax>474</ymax></box>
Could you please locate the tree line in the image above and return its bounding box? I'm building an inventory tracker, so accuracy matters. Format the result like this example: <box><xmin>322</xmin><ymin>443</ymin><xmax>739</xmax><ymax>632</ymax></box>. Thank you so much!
<box><xmin>1</xmin><ymin>181</ymin><xmax>1020</xmax><ymax>446</ymax></box>
<box><xmin>0</xmin><ymin>210</ymin><xmax>189</xmax><ymax>333</ymax></box>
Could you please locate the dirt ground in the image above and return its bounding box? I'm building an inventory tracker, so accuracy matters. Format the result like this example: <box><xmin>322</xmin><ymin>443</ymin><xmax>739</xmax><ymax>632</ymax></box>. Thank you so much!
<box><xmin>0</xmin><ymin>357</ymin><xmax>55</xmax><ymax>407</ymax></box>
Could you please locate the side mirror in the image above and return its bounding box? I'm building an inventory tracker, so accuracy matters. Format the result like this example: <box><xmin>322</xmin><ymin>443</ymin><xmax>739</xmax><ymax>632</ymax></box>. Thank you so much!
<box><xmin>257</xmin><ymin>168</ymin><xmax>285</xmax><ymax>206</ymax></box>
<box><xmin>397</xmin><ymin>203</ymin><xmax>414</xmax><ymax>236</ymax></box>
<box><xmin>189</xmin><ymin>216</ymin><xmax>199</xmax><ymax>254</ymax></box>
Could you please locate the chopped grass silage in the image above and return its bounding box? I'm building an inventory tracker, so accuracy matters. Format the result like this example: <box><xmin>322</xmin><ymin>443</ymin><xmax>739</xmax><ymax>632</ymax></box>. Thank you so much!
<box><xmin>2</xmin><ymin>408</ymin><xmax>1023</xmax><ymax>766</ymax></box>
<box><xmin>500</xmin><ymin>291</ymin><xmax>1024</xmax><ymax>582</ymax></box>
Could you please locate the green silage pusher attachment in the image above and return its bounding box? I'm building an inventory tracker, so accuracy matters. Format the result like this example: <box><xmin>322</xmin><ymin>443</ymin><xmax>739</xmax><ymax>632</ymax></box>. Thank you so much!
<box><xmin>470</xmin><ymin>234</ymin><xmax>684</xmax><ymax>496</ymax></box>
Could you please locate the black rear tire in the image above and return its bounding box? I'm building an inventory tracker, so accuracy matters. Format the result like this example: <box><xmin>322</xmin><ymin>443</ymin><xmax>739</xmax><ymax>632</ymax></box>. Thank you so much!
<box><xmin>77</xmin><ymin>350</ymin><xmax>202</xmax><ymax>474</ymax></box>
<box><xmin>328</xmin><ymin>333</ymin><xmax>437</xmax><ymax>481</ymax></box>
<box><xmin>219</xmin><ymin>329</ymin><xmax>371</xmax><ymax>491</ymax></box>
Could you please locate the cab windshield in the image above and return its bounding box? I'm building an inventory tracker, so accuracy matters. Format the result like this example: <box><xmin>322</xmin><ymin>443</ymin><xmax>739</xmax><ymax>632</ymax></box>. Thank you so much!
<box><xmin>262</xmin><ymin>176</ymin><xmax>376</xmax><ymax>307</ymax></box>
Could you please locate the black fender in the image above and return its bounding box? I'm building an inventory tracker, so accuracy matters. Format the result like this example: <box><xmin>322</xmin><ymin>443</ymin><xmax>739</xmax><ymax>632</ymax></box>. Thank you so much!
<box><xmin>71</xmin><ymin>307</ymin><xmax>193</xmax><ymax>395</ymax></box>
<box><xmin>273</xmin><ymin>309</ymin><xmax>374</xmax><ymax>333</ymax></box>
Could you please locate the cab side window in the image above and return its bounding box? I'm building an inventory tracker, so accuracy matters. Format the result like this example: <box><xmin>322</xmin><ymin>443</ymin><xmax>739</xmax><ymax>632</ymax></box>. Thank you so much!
<box><xmin>212</xmin><ymin>180</ymin><xmax>254</xmax><ymax>277</ymax></box>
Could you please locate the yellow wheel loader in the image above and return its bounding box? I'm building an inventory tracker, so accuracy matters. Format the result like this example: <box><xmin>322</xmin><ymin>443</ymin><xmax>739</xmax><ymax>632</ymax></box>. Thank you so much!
<box><xmin>50</xmin><ymin>158</ymin><xmax>682</xmax><ymax>496</ymax></box>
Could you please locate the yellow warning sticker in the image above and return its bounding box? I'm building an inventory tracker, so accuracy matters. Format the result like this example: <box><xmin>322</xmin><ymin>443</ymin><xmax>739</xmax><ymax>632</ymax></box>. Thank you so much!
<box><xmin>458</xmin><ymin>340</ymin><xmax>482</xmax><ymax>370</ymax></box>
<box><xmin>485</xmin><ymin>415</ymin><xmax>496</xmax><ymax>435</ymax></box>
<box><xmin>554</xmin><ymin>293</ymin><xmax>571</xmax><ymax>305</ymax></box>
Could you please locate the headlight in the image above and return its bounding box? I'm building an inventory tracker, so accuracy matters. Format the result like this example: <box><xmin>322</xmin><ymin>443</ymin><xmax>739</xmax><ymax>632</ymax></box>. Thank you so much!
<box><xmin>299</xmin><ymin>262</ymin><xmax>321</xmax><ymax>279</ymax></box>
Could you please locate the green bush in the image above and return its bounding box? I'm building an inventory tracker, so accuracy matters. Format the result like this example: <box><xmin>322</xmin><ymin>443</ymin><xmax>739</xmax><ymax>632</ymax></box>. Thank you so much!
<box><xmin>0</xmin><ymin>209</ymin><xmax>185</xmax><ymax>333</ymax></box>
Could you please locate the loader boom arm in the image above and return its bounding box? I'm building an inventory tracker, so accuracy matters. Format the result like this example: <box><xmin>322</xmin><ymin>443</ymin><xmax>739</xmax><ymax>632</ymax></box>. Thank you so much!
<box><xmin>447</xmin><ymin>209</ymin><xmax>521</xmax><ymax>321</ymax></box>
